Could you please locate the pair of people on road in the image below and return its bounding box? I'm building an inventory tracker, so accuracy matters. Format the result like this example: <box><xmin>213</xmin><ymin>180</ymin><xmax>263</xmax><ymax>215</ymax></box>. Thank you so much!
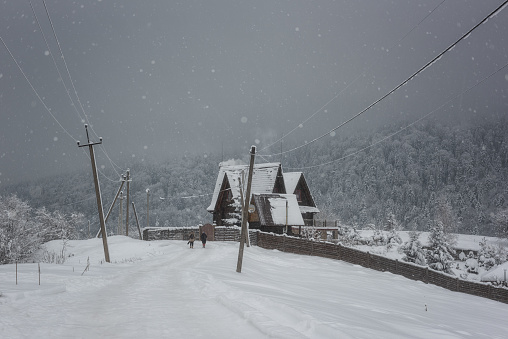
<box><xmin>188</xmin><ymin>231</ymin><xmax>207</xmax><ymax>248</ymax></box>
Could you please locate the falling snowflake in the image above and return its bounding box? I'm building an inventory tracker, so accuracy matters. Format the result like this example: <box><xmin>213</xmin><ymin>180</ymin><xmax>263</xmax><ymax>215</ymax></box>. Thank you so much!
<box><xmin>53</xmin><ymin>136</ymin><xmax>58</xmax><ymax>142</ymax></box>
<box><xmin>241</xmin><ymin>117</ymin><xmax>248</xmax><ymax>123</ymax></box>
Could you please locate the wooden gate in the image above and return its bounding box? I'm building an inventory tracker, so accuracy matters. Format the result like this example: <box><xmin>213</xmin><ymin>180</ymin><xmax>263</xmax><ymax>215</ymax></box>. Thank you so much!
<box><xmin>200</xmin><ymin>223</ymin><xmax>215</xmax><ymax>241</ymax></box>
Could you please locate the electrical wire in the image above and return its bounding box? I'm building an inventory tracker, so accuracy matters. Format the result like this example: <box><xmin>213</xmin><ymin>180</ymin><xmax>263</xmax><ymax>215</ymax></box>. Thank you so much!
<box><xmin>39</xmin><ymin>0</ymin><xmax>126</xmax><ymax>178</ymax></box>
<box><xmin>259</xmin><ymin>0</ymin><xmax>447</xmax><ymax>153</ymax></box>
<box><xmin>29</xmin><ymin>1</ymin><xmax>85</xmax><ymax>124</ymax></box>
<box><xmin>0</xmin><ymin>36</ymin><xmax>77</xmax><ymax>143</ymax></box>
<box><xmin>260</xmin><ymin>0</ymin><xmax>508</xmax><ymax>158</ymax></box>
<box><xmin>286</xmin><ymin>60</ymin><xmax>508</xmax><ymax>171</ymax></box>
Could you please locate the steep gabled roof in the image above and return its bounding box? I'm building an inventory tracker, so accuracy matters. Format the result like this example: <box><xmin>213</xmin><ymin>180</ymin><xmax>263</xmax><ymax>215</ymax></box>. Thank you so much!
<box><xmin>283</xmin><ymin>172</ymin><xmax>319</xmax><ymax>213</ymax></box>
<box><xmin>207</xmin><ymin>162</ymin><xmax>282</xmax><ymax>212</ymax></box>
<box><xmin>252</xmin><ymin>194</ymin><xmax>304</xmax><ymax>226</ymax></box>
<box><xmin>282</xmin><ymin>172</ymin><xmax>302</xmax><ymax>194</ymax></box>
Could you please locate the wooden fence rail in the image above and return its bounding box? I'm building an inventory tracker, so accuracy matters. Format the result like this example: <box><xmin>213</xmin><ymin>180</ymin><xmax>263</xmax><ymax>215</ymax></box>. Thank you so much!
<box><xmin>142</xmin><ymin>227</ymin><xmax>508</xmax><ymax>304</ymax></box>
<box><xmin>256</xmin><ymin>232</ymin><xmax>508</xmax><ymax>305</ymax></box>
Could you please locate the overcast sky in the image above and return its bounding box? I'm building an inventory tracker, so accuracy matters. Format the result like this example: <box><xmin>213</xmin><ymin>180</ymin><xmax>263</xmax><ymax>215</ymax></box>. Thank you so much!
<box><xmin>1</xmin><ymin>0</ymin><xmax>507</xmax><ymax>186</ymax></box>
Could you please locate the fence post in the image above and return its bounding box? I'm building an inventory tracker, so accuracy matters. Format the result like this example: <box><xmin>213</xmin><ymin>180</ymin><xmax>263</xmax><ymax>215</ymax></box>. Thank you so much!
<box><xmin>367</xmin><ymin>252</ymin><xmax>371</xmax><ymax>268</ymax></box>
<box><xmin>338</xmin><ymin>243</ymin><xmax>342</xmax><ymax>260</ymax></box>
<box><xmin>282</xmin><ymin>234</ymin><xmax>286</xmax><ymax>252</ymax></box>
<box><xmin>456</xmin><ymin>277</ymin><xmax>459</xmax><ymax>291</ymax></box>
<box><xmin>311</xmin><ymin>239</ymin><xmax>314</xmax><ymax>256</ymax></box>
<box><xmin>425</xmin><ymin>267</ymin><xmax>429</xmax><ymax>284</ymax></box>
<box><xmin>395</xmin><ymin>259</ymin><xmax>398</xmax><ymax>274</ymax></box>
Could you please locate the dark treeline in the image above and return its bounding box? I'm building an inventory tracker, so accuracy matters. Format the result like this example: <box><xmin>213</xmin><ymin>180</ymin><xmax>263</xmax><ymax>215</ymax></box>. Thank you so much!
<box><xmin>288</xmin><ymin>118</ymin><xmax>508</xmax><ymax>236</ymax></box>
<box><xmin>2</xmin><ymin>118</ymin><xmax>507</xmax><ymax>237</ymax></box>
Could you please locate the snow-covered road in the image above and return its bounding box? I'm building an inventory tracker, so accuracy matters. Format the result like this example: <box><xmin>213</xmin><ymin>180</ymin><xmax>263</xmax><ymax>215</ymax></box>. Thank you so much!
<box><xmin>1</xmin><ymin>237</ymin><xmax>508</xmax><ymax>338</ymax></box>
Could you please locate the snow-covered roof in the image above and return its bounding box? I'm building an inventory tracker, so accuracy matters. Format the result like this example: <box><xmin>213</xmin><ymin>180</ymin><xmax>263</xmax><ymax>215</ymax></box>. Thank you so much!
<box><xmin>481</xmin><ymin>262</ymin><xmax>508</xmax><ymax>283</ymax></box>
<box><xmin>252</xmin><ymin>194</ymin><xmax>304</xmax><ymax>226</ymax></box>
<box><xmin>282</xmin><ymin>172</ymin><xmax>301</xmax><ymax>194</ymax></box>
<box><xmin>207</xmin><ymin>162</ymin><xmax>281</xmax><ymax>211</ymax></box>
<box><xmin>299</xmin><ymin>205</ymin><xmax>320</xmax><ymax>214</ymax></box>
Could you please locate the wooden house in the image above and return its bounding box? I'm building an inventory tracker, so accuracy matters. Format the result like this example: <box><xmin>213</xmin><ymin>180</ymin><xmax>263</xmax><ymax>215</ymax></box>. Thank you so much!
<box><xmin>248</xmin><ymin>193</ymin><xmax>304</xmax><ymax>234</ymax></box>
<box><xmin>207</xmin><ymin>162</ymin><xmax>319</xmax><ymax>230</ymax></box>
<box><xmin>283</xmin><ymin>172</ymin><xmax>319</xmax><ymax>225</ymax></box>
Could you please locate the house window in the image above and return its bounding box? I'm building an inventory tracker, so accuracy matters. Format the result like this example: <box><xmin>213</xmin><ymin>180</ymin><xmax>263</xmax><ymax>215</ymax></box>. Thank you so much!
<box><xmin>295</xmin><ymin>189</ymin><xmax>302</xmax><ymax>202</ymax></box>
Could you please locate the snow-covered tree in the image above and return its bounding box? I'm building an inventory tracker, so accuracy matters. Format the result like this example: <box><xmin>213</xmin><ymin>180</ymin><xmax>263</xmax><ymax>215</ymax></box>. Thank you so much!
<box><xmin>36</xmin><ymin>208</ymin><xmax>79</xmax><ymax>243</ymax></box>
<box><xmin>0</xmin><ymin>195</ymin><xmax>42</xmax><ymax>264</ymax></box>
<box><xmin>386</xmin><ymin>228</ymin><xmax>403</xmax><ymax>250</ymax></box>
<box><xmin>400</xmin><ymin>231</ymin><xmax>426</xmax><ymax>266</ymax></box>
<box><xmin>426</xmin><ymin>222</ymin><xmax>455</xmax><ymax>273</ymax></box>
<box><xmin>478</xmin><ymin>237</ymin><xmax>506</xmax><ymax>270</ymax></box>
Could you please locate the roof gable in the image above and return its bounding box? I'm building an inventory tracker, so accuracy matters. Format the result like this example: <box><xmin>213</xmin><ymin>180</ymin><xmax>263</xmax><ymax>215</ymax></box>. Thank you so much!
<box><xmin>207</xmin><ymin>162</ymin><xmax>283</xmax><ymax>212</ymax></box>
<box><xmin>283</xmin><ymin>172</ymin><xmax>317</xmax><ymax>209</ymax></box>
<box><xmin>282</xmin><ymin>172</ymin><xmax>302</xmax><ymax>194</ymax></box>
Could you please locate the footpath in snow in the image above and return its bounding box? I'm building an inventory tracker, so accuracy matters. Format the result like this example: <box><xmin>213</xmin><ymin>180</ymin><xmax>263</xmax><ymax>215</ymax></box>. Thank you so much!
<box><xmin>1</xmin><ymin>236</ymin><xmax>508</xmax><ymax>338</ymax></box>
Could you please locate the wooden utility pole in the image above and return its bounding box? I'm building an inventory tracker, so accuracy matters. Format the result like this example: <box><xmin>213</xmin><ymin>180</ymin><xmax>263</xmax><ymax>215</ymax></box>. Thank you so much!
<box><xmin>238</xmin><ymin>175</ymin><xmax>249</xmax><ymax>248</ymax></box>
<box><xmin>78</xmin><ymin>124</ymin><xmax>110</xmax><ymax>263</ymax></box>
<box><xmin>237</xmin><ymin>146</ymin><xmax>256</xmax><ymax>273</ymax></box>
<box><xmin>146</xmin><ymin>188</ymin><xmax>150</xmax><ymax>228</ymax></box>
<box><xmin>104</xmin><ymin>174</ymin><xmax>126</xmax><ymax>224</ymax></box>
<box><xmin>118</xmin><ymin>191</ymin><xmax>123</xmax><ymax>235</ymax></box>
<box><xmin>132</xmin><ymin>202</ymin><xmax>143</xmax><ymax>240</ymax></box>
<box><xmin>125</xmin><ymin>169</ymin><xmax>131</xmax><ymax>236</ymax></box>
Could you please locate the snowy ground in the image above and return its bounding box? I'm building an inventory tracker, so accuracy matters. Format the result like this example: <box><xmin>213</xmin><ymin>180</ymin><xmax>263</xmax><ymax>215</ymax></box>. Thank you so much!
<box><xmin>1</xmin><ymin>236</ymin><xmax>508</xmax><ymax>338</ymax></box>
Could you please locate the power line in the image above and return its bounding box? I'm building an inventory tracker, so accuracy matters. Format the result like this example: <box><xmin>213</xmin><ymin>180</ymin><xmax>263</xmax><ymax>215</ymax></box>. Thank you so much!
<box><xmin>29</xmin><ymin>1</ymin><xmax>85</xmax><ymax>124</ymax></box>
<box><xmin>286</xmin><ymin>60</ymin><xmax>508</xmax><ymax>171</ymax></box>
<box><xmin>37</xmin><ymin>0</ymin><xmax>126</xmax><ymax>178</ymax></box>
<box><xmin>260</xmin><ymin>0</ymin><xmax>508</xmax><ymax>158</ymax></box>
<box><xmin>0</xmin><ymin>36</ymin><xmax>77</xmax><ymax>143</ymax></box>
<box><xmin>259</xmin><ymin>0</ymin><xmax>447</xmax><ymax>153</ymax></box>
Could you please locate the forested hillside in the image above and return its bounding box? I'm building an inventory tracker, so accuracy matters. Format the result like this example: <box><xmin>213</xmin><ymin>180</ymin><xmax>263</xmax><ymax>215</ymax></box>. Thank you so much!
<box><xmin>2</xmin><ymin>119</ymin><xmax>507</xmax><ymax>237</ymax></box>
<box><xmin>289</xmin><ymin>119</ymin><xmax>508</xmax><ymax>236</ymax></box>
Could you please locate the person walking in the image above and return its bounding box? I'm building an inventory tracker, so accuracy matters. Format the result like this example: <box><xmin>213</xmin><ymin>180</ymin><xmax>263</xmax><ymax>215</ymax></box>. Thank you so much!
<box><xmin>200</xmin><ymin>231</ymin><xmax>207</xmax><ymax>248</ymax></box>
<box><xmin>188</xmin><ymin>232</ymin><xmax>195</xmax><ymax>248</ymax></box>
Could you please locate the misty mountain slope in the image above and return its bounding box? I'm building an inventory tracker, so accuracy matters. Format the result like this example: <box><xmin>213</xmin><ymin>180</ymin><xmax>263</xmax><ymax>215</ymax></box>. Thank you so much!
<box><xmin>2</xmin><ymin>119</ymin><xmax>508</xmax><ymax>236</ymax></box>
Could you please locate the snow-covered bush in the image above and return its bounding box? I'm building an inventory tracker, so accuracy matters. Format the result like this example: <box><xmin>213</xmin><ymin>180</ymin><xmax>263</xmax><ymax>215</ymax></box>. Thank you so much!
<box><xmin>370</xmin><ymin>229</ymin><xmax>387</xmax><ymax>246</ymax></box>
<box><xmin>478</xmin><ymin>237</ymin><xmax>506</xmax><ymax>270</ymax></box>
<box><xmin>400</xmin><ymin>231</ymin><xmax>427</xmax><ymax>266</ymax></box>
<box><xmin>386</xmin><ymin>229</ymin><xmax>402</xmax><ymax>250</ymax></box>
<box><xmin>0</xmin><ymin>195</ymin><xmax>83</xmax><ymax>265</ymax></box>
<box><xmin>465</xmin><ymin>257</ymin><xmax>479</xmax><ymax>274</ymax></box>
<box><xmin>337</xmin><ymin>223</ymin><xmax>362</xmax><ymax>246</ymax></box>
<box><xmin>458</xmin><ymin>251</ymin><xmax>466</xmax><ymax>261</ymax></box>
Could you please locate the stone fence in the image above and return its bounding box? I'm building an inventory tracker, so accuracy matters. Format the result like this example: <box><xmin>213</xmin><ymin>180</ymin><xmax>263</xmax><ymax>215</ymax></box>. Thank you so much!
<box><xmin>142</xmin><ymin>226</ymin><xmax>258</xmax><ymax>245</ymax></box>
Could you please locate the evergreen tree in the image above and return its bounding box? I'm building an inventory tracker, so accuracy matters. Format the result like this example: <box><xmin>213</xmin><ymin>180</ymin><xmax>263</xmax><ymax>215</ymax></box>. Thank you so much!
<box><xmin>400</xmin><ymin>231</ymin><xmax>426</xmax><ymax>266</ymax></box>
<box><xmin>426</xmin><ymin>221</ymin><xmax>455</xmax><ymax>273</ymax></box>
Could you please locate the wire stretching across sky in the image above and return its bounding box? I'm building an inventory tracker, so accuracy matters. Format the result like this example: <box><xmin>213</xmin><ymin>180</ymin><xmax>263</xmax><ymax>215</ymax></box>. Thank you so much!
<box><xmin>260</xmin><ymin>0</ymin><xmax>508</xmax><ymax>158</ymax></box>
<box><xmin>259</xmin><ymin>0</ymin><xmax>447</xmax><ymax>153</ymax></box>
<box><xmin>41</xmin><ymin>0</ymin><xmax>126</xmax><ymax>177</ymax></box>
<box><xmin>286</xmin><ymin>60</ymin><xmax>508</xmax><ymax>171</ymax></box>
<box><xmin>35</xmin><ymin>0</ymin><xmax>126</xmax><ymax>178</ymax></box>
<box><xmin>0</xmin><ymin>36</ymin><xmax>78</xmax><ymax>143</ymax></box>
